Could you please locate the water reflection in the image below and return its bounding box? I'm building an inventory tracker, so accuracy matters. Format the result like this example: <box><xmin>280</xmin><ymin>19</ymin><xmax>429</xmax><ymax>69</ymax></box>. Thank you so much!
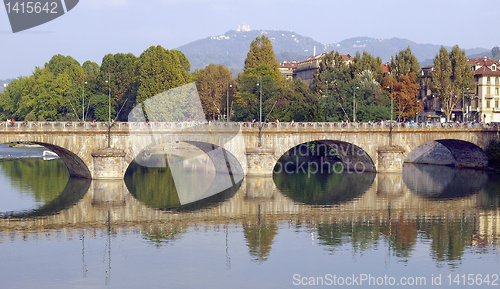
<box><xmin>273</xmin><ymin>162</ymin><xmax>376</xmax><ymax>205</ymax></box>
<box><xmin>2</xmin><ymin>154</ymin><xmax>500</xmax><ymax>287</ymax></box>
<box><xmin>0</xmin><ymin>153</ymin><xmax>71</xmax><ymax>213</ymax></box>
<box><xmin>1</xmin><ymin>178</ymin><xmax>91</xmax><ymax>218</ymax></box>
<box><xmin>403</xmin><ymin>163</ymin><xmax>488</xmax><ymax>199</ymax></box>
<box><xmin>124</xmin><ymin>156</ymin><xmax>242</xmax><ymax>211</ymax></box>
<box><xmin>244</xmin><ymin>222</ymin><xmax>278</xmax><ymax>263</ymax></box>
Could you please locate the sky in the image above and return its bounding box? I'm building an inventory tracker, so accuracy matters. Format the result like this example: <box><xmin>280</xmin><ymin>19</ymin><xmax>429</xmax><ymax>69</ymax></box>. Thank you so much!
<box><xmin>0</xmin><ymin>0</ymin><xmax>497</xmax><ymax>80</ymax></box>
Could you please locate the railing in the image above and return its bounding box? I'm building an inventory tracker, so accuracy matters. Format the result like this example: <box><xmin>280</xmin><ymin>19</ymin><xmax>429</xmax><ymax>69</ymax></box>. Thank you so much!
<box><xmin>0</xmin><ymin>121</ymin><xmax>497</xmax><ymax>130</ymax></box>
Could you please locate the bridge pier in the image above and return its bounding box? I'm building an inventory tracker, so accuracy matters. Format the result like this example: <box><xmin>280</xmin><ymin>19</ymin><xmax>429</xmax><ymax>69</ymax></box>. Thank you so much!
<box><xmin>377</xmin><ymin>146</ymin><xmax>406</xmax><ymax>173</ymax></box>
<box><xmin>91</xmin><ymin>148</ymin><xmax>127</xmax><ymax>180</ymax></box>
<box><xmin>245</xmin><ymin>147</ymin><xmax>276</xmax><ymax>176</ymax></box>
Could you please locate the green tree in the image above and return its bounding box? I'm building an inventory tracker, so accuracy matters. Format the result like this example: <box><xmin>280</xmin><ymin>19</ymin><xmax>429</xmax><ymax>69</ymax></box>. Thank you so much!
<box><xmin>312</xmin><ymin>51</ymin><xmax>389</xmax><ymax>122</ymax></box>
<box><xmin>80</xmin><ymin>60</ymin><xmax>100</xmax><ymax>121</ymax></box>
<box><xmin>234</xmin><ymin>65</ymin><xmax>281</xmax><ymax>121</ymax></box>
<box><xmin>136</xmin><ymin>46</ymin><xmax>191</xmax><ymax>105</ymax></box>
<box><xmin>431</xmin><ymin>45</ymin><xmax>475</xmax><ymax>121</ymax></box>
<box><xmin>349</xmin><ymin>51</ymin><xmax>384</xmax><ymax>84</ymax></box>
<box><xmin>97</xmin><ymin>53</ymin><xmax>138</xmax><ymax>121</ymax></box>
<box><xmin>391</xmin><ymin>46</ymin><xmax>421</xmax><ymax>81</ymax></box>
<box><xmin>492</xmin><ymin>46</ymin><xmax>500</xmax><ymax>60</ymax></box>
<box><xmin>234</xmin><ymin>36</ymin><xmax>284</xmax><ymax>121</ymax></box>
<box><xmin>312</xmin><ymin>51</ymin><xmax>353</xmax><ymax>121</ymax></box>
<box><xmin>244</xmin><ymin>35</ymin><xmax>282</xmax><ymax>82</ymax></box>
<box><xmin>195</xmin><ymin>64</ymin><xmax>234</xmax><ymax>120</ymax></box>
<box><xmin>0</xmin><ymin>75</ymin><xmax>32</xmax><ymax>120</ymax></box>
<box><xmin>270</xmin><ymin>79</ymin><xmax>318</xmax><ymax>122</ymax></box>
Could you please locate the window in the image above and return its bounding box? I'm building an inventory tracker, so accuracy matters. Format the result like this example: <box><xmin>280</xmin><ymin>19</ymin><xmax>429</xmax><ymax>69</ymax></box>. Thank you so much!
<box><xmin>493</xmin><ymin>65</ymin><xmax>497</xmax><ymax>71</ymax></box>
<box><xmin>497</xmin><ymin>87</ymin><xmax>499</xmax><ymax>95</ymax></box>
<box><xmin>487</xmin><ymin>77</ymin><xmax>491</xmax><ymax>84</ymax></box>
<box><xmin>496</xmin><ymin>100</ymin><xmax>499</xmax><ymax>108</ymax></box>
<box><xmin>487</xmin><ymin>100</ymin><xmax>491</xmax><ymax>108</ymax></box>
<box><xmin>497</xmin><ymin>77</ymin><xmax>499</xmax><ymax>85</ymax></box>
<box><xmin>487</xmin><ymin>87</ymin><xmax>491</xmax><ymax>95</ymax></box>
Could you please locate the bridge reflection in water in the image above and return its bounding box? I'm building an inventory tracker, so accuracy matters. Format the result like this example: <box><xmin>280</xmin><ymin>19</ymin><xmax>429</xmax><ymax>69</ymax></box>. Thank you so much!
<box><xmin>1</xmin><ymin>161</ymin><xmax>500</xmax><ymax>265</ymax></box>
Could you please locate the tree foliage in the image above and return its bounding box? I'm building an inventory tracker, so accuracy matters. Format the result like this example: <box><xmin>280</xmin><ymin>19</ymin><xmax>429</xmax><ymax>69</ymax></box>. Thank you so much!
<box><xmin>311</xmin><ymin>51</ymin><xmax>389</xmax><ymax>122</ymax></box>
<box><xmin>391</xmin><ymin>46</ymin><xmax>420</xmax><ymax>81</ymax></box>
<box><xmin>382</xmin><ymin>73</ymin><xmax>421</xmax><ymax>120</ymax></box>
<box><xmin>136</xmin><ymin>46</ymin><xmax>192</xmax><ymax>105</ymax></box>
<box><xmin>492</xmin><ymin>46</ymin><xmax>500</xmax><ymax>61</ymax></box>
<box><xmin>431</xmin><ymin>45</ymin><xmax>475</xmax><ymax>121</ymax></box>
<box><xmin>195</xmin><ymin>64</ymin><xmax>234</xmax><ymax>120</ymax></box>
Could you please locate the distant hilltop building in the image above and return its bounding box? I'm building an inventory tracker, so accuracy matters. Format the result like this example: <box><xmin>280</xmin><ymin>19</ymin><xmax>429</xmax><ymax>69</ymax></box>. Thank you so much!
<box><xmin>237</xmin><ymin>23</ymin><xmax>250</xmax><ymax>32</ymax></box>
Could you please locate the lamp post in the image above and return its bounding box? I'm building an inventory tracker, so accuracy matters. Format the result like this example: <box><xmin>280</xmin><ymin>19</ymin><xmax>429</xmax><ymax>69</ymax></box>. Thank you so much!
<box><xmin>105</xmin><ymin>72</ymin><xmax>111</xmax><ymax>148</ymax></box>
<box><xmin>398</xmin><ymin>92</ymin><xmax>401</xmax><ymax>122</ymax></box>
<box><xmin>388</xmin><ymin>80</ymin><xmax>393</xmax><ymax>146</ymax></box>
<box><xmin>226</xmin><ymin>80</ymin><xmax>232</xmax><ymax>122</ymax></box>
<box><xmin>82</xmin><ymin>75</ymin><xmax>87</xmax><ymax>121</ymax></box>
<box><xmin>257</xmin><ymin>78</ymin><xmax>262</xmax><ymax>147</ymax></box>
<box><xmin>462</xmin><ymin>89</ymin><xmax>466</xmax><ymax>122</ymax></box>
<box><xmin>467</xmin><ymin>87</ymin><xmax>471</xmax><ymax>122</ymax></box>
<box><xmin>416</xmin><ymin>100</ymin><xmax>420</xmax><ymax>122</ymax></box>
<box><xmin>353</xmin><ymin>82</ymin><xmax>359</xmax><ymax>122</ymax></box>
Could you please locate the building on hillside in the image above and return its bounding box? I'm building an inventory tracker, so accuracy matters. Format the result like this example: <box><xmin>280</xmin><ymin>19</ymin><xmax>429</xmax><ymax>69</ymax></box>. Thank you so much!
<box><xmin>237</xmin><ymin>23</ymin><xmax>250</xmax><ymax>32</ymax></box>
<box><xmin>470</xmin><ymin>56</ymin><xmax>500</xmax><ymax>123</ymax></box>
<box><xmin>292</xmin><ymin>53</ymin><xmax>353</xmax><ymax>85</ymax></box>
<box><xmin>279</xmin><ymin>61</ymin><xmax>298</xmax><ymax>80</ymax></box>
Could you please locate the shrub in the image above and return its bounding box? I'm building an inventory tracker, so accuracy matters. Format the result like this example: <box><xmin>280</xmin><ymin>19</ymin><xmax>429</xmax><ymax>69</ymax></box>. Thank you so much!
<box><xmin>486</xmin><ymin>139</ymin><xmax>500</xmax><ymax>170</ymax></box>
<box><xmin>25</xmin><ymin>112</ymin><xmax>36</xmax><ymax>121</ymax></box>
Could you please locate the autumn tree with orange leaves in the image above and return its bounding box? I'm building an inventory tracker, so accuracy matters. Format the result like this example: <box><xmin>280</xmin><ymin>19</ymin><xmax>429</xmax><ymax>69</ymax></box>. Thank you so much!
<box><xmin>382</xmin><ymin>47</ymin><xmax>422</xmax><ymax>121</ymax></box>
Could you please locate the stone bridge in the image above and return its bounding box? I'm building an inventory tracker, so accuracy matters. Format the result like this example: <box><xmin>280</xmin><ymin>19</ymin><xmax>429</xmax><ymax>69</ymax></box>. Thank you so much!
<box><xmin>0</xmin><ymin>121</ymin><xmax>498</xmax><ymax>179</ymax></box>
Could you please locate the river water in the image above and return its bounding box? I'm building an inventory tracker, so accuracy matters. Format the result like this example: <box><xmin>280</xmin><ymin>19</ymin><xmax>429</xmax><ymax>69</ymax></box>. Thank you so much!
<box><xmin>0</xmin><ymin>143</ymin><xmax>500</xmax><ymax>288</ymax></box>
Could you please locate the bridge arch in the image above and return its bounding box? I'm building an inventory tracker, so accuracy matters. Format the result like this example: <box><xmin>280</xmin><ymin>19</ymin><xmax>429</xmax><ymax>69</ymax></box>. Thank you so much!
<box><xmin>34</xmin><ymin>142</ymin><xmax>92</xmax><ymax>178</ymax></box>
<box><xmin>271</xmin><ymin>140</ymin><xmax>376</xmax><ymax>173</ymax></box>
<box><xmin>0</xmin><ymin>140</ymin><xmax>92</xmax><ymax>179</ymax></box>
<box><xmin>125</xmin><ymin>140</ymin><xmax>244</xmax><ymax>205</ymax></box>
<box><xmin>405</xmin><ymin>139</ymin><xmax>488</xmax><ymax>168</ymax></box>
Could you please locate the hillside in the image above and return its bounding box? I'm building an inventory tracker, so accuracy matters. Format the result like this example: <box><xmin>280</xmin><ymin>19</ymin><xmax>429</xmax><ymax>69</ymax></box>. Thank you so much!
<box><xmin>176</xmin><ymin>30</ymin><xmax>323</xmax><ymax>72</ymax></box>
<box><xmin>0</xmin><ymin>79</ymin><xmax>13</xmax><ymax>93</ymax></box>
<box><xmin>177</xmin><ymin>31</ymin><xmax>490</xmax><ymax>71</ymax></box>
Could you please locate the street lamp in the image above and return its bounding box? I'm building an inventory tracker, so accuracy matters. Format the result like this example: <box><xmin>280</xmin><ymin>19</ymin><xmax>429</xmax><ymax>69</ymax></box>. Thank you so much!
<box><xmin>82</xmin><ymin>75</ymin><xmax>87</xmax><ymax>121</ymax></box>
<box><xmin>462</xmin><ymin>89</ymin><xmax>466</xmax><ymax>122</ymax></box>
<box><xmin>398</xmin><ymin>92</ymin><xmax>401</xmax><ymax>122</ymax></box>
<box><xmin>226</xmin><ymin>80</ymin><xmax>232</xmax><ymax>122</ymax></box>
<box><xmin>105</xmin><ymin>72</ymin><xmax>111</xmax><ymax>148</ymax></box>
<box><xmin>353</xmin><ymin>82</ymin><xmax>359</xmax><ymax>122</ymax></box>
<box><xmin>388</xmin><ymin>80</ymin><xmax>393</xmax><ymax>146</ymax></box>
<box><xmin>416</xmin><ymin>100</ymin><xmax>420</xmax><ymax>122</ymax></box>
<box><xmin>257</xmin><ymin>78</ymin><xmax>262</xmax><ymax>147</ymax></box>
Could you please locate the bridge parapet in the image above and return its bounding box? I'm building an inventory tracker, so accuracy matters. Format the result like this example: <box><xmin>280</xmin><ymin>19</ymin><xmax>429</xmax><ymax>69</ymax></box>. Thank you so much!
<box><xmin>0</xmin><ymin>121</ymin><xmax>498</xmax><ymax>131</ymax></box>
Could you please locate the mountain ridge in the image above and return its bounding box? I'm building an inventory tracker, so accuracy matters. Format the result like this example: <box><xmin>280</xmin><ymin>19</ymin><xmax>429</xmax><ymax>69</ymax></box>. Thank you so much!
<box><xmin>176</xmin><ymin>30</ymin><xmax>491</xmax><ymax>71</ymax></box>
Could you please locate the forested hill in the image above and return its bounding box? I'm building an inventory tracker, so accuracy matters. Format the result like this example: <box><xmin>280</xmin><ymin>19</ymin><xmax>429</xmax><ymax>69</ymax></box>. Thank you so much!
<box><xmin>327</xmin><ymin>37</ymin><xmax>490</xmax><ymax>66</ymax></box>
<box><xmin>177</xmin><ymin>31</ymin><xmax>490</xmax><ymax>71</ymax></box>
<box><xmin>176</xmin><ymin>30</ymin><xmax>323</xmax><ymax>72</ymax></box>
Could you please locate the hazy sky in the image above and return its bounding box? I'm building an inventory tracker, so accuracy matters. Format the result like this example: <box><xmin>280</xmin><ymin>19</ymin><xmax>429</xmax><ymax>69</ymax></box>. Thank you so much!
<box><xmin>1</xmin><ymin>0</ymin><xmax>497</xmax><ymax>80</ymax></box>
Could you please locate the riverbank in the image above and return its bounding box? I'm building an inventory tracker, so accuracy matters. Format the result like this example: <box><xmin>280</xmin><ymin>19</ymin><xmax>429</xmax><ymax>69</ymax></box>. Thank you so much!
<box><xmin>7</xmin><ymin>142</ymin><xmax>44</xmax><ymax>148</ymax></box>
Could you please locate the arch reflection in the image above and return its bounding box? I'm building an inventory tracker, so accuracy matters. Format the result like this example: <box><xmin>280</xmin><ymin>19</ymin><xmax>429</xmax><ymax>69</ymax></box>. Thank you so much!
<box><xmin>124</xmin><ymin>156</ymin><xmax>242</xmax><ymax>211</ymax></box>
<box><xmin>0</xmin><ymin>154</ymin><xmax>91</xmax><ymax>218</ymax></box>
<box><xmin>1</xmin><ymin>177</ymin><xmax>91</xmax><ymax>218</ymax></box>
<box><xmin>273</xmin><ymin>161</ymin><xmax>375</xmax><ymax>205</ymax></box>
<box><xmin>402</xmin><ymin>163</ymin><xmax>488</xmax><ymax>199</ymax></box>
